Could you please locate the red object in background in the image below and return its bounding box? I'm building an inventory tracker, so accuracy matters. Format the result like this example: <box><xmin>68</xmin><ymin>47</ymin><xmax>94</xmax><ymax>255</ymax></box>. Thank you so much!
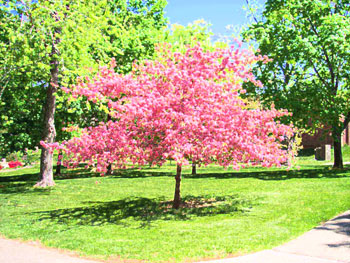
<box><xmin>0</xmin><ymin>165</ymin><xmax>3</xmax><ymax>170</ymax></box>
<box><xmin>8</xmin><ymin>161</ymin><xmax>23</xmax><ymax>168</ymax></box>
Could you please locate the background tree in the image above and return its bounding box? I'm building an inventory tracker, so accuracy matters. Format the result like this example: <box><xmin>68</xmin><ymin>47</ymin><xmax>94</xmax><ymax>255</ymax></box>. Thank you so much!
<box><xmin>159</xmin><ymin>19</ymin><xmax>213</xmax><ymax>51</ymax></box>
<box><xmin>0</xmin><ymin>0</ymin><xmax>167</xmax><ymax>185</ymax></box>
<box><xmin>243</xmin><ymin>0</ymin><xmax>350</xmax><ymax>168</ymax></box>
<box><xmin>56</xmin><ymin>44</ymin><xmax>294</xmax><ymax>209</ymax></box>
<box><xmin>0</xmin><ymin>2</ymin><xmax>45</xmax><ymax>156</ymax></box>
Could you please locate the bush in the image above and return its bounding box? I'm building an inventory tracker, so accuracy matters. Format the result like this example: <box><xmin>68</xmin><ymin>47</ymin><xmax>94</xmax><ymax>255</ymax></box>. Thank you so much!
<box><xmin>6</xmin><ymin>152</ymin><xmax>19</xmax><ymax>162</ymax></box>
<box><xmin>5</xmin><ymin>147</ymin><xmax>40</xmax><ymax>167</ymax></box>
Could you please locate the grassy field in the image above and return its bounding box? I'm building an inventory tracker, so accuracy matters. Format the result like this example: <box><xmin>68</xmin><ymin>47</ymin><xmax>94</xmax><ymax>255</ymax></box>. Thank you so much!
<box><xmin>0</xmin><ymin>150</ymin><xmax>349</xmax><ymax>262</ymax></box>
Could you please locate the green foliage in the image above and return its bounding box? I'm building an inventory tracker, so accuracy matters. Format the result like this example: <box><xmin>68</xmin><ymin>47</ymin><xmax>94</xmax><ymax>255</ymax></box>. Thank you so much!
<box><xmin>0</xmin><ymin>0</ymin><xmax>167</xmax><ymax>157</ymax></box>
<box><xmin>158</xmin><ymin>19</ymin><xmax>213</xmax><ymax>51</ymax></box>
<box><xmin>0</xmin><ymin>161</ymin><xmax>349</xmax><ymax>261</ymax></box>
<box><xmin>108</xmin><ymin>0</ymin><xmax>168</xmax><ymax>74</ymax></box>
<box><xmin>5</xmin><ymin>152</ymin><xmax>19</xmax><ymax>162</ymax></box>
<box><xmin>156</xmin><ymin>19</ymin><xmax>232</xmax><ymax>55</ymax></box>
<box><xmin>4</xmin><ymin>148</ymin><xmax>39</xmax><ymax>166</ymax></box>
<box><xmin>243</xmin><ymin>0</ymin><xmax>350</xmax><ymax>136</ymax></box>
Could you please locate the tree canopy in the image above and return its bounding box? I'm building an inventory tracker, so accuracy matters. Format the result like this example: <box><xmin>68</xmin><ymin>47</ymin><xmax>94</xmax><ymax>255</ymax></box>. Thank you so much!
<box><xmin>0</xmin><ymin>0</ymin><xmax>167</xmax><ymax>157</ymax></box>
<box><xmin>243</xmin><ymin>0</ymin><xmax>350</xmax><ymax>168</ymax></box>
<box><xmin>49</xmin><ymin>43</ymin><xmax>294</xmax><ymax>207</ymax></box>
<box><xmin>0</xmin><ymin>0</ymin><xmax>167</xmax><ymax>185</ymax></box>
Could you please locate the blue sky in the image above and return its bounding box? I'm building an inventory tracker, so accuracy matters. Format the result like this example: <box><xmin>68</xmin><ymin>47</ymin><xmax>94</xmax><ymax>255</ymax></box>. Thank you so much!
<box><xmin>165</xmin><ymin>0</ymin><xmax>265</xmax><ymax>36</ymax></box>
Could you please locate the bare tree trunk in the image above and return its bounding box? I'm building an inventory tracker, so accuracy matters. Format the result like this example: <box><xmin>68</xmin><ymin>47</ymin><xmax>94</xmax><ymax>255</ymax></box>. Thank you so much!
<box><xmin>55</xmin><ymin>154</ymin><xmax>62</xmax><ymax>175</ymax></box>
<box><xmin>106</xmin><ymin>114</ymin><xmax>112</xmax><ymax>175</ymax></box>
<box><xmin>173</xmin><ymin>164</ymin><xmax>182</xmax><ymax>209</ymax></box>
<box><xmin>333</xmin><ymin>128</ymin><xmax>343</xmax><ymax>169</ymax></box>
<box><xmin>191</xmin><ymin>162</ymin><xmax>196</xmax><ymax>175</ymax></box>
<box><xmin>106</xmin><ymin>163</ymin><xmax>112</xmax><ymax>175</ymax></box>
<box><xmin>35</xmin><ymin>39</ymin><xmax>59</xmax><ymax>187</ymax></box>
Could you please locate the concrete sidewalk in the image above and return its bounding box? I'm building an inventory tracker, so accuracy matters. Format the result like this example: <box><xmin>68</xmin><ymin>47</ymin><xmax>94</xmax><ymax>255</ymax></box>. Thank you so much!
<box><xmin>0</xmin><ymin>211</ymin><xmax>349</xmax><ymax>263</ymax></box>
<box><xmin>0</xmin><ymin>238</ymin><xmax>100</xmax><ymax>263</ymax></box>
<box><xmin>202</xmin><ymin>211</ymin><xmax>350</xmax><ymax>263</ymax></box>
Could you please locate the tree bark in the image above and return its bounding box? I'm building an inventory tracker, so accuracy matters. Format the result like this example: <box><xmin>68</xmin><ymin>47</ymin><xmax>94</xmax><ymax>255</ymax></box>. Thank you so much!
<box><xmin>191</xmin><ymin>162</ymin><xmax>196</xmax><ymax>175</ymax></box>
<box><xmin>173</xmin><ymin>164</ymin><xmax>182</xmax><ymax>209</ymax></box>
<box><xmin>106</xmin><ymin>114</ymin><xmax>112</xmax><ymax>175</ymax></box>
<box><xmin>333</xmin><ymin>128</ymin><xmax>343</xmax><ymax>169</ymax></box>
<box><xmin>55</xmin><ymin>154</ymin><xmax>62</xmax><ymax>175</ymax></box>
<box><xmin>35</xmin><ymin>38</ymin><xmax>59</xmax><ymax>187</ymax></box>
<box><xmin>106</xmin><ymin>163</ymin><xmax>112</xmax><ymax>175</ymax></box>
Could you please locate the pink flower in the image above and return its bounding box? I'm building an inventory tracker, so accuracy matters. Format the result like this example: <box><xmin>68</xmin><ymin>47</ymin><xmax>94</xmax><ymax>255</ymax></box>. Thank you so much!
<box><xmin>8</xmin><ymin>161</ymin><xmax>23</xmax><ymax>169</ymax></box>
<box><xmin>55</xmin><ymin>43</ymin><xmax>294</xmax><ymax>173</ymax></box>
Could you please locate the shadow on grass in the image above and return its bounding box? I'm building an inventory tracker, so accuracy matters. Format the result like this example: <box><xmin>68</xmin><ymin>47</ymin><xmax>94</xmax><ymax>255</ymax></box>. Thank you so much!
<box><xmin>55</xmin><ymin>168</ymin><xmax>101</xmax><ymax>180</ymax></box>
<box><xmin>183</xmin><ymin>167</ymin><xmax>350</xmax><ymax>180</ymax></box>
<box><xmin>111</xmin><ymin>166</ymin><xmax>350</xmax><ymax>181</ymax></box>
<box><xmin>0</xmin><ymin>173</ymin><xmax>51</xmax><ymax>194</ymax></box>
<box><xmin>0</xmin><ymin>166</ymin><xmax>101</xmax><ymax>194</ymax></box>
<box><xmin>37</xmin><ymin>195</ymin><xmax>254</xmax><ymax>227</ymax></box>
<box><xmin>112</xmin><ymin>168</ymin><xmax>173</xmax><ymax>178</ymax></box>
<box><xmin>1</xmin><ymin>165</ymin><xmax>349</xmax><ymax>195</ymax></box>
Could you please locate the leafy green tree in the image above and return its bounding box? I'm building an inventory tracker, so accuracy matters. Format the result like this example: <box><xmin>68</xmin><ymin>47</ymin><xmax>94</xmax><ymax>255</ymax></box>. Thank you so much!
<box><xmin>0</xmin><ymin>0</ymin><xmax>167</xmax><ymax>186</ymax></box>
<box><xmin>243</xmin><ymin>0</ymin><xmax>350</xmax><ymax>168</ymax></box>
<box><xmin>159</xmin><ymin>19</ymin><xmax>213</xmax><ymax>51</ymax></box>
<box><xmin>0</xmin><ymin>2</ymin><xmax>48</xmax><ymax>157</ymax></box>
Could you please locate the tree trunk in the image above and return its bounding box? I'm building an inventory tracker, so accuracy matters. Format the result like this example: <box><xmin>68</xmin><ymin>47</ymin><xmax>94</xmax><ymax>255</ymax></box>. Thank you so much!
<box><xmin>106</xmin><ymin>114</ymin><xmax>112</xmax><ymax>175</ymax></box>
<box><xmin>55</xmin><ymin>154</ymin><xmax>62</xmax><ymax>175</ymax></box>
<box><xmin>333</xmin><ymin>128</ymin><xmax>343</xmax><ymax>169</ymax></box>
<box><xmin>173</xmin><ymin>164</ymin><xmax>182</xmax><ymax>209</ymax></box>
<box><xmin>106</xmin><ymin>164</ymin><xmax>112</xmax><ymax>175</ymax></box>
<box><xmin>191</xmin><ymin>162</ymin><xmax>196</xmax><ymax>175</ymax></box>
<box><xmin>35</xmin><ymin>42</ymin><xmax>59</xmax><ymax>187</ymax></box>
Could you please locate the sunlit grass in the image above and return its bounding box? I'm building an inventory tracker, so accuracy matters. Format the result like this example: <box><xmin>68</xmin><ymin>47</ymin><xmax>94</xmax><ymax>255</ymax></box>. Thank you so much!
<box><xmin>0</xmin><ymin>151</ymin><xmax>349</xmax><ymax>262</ymax></box>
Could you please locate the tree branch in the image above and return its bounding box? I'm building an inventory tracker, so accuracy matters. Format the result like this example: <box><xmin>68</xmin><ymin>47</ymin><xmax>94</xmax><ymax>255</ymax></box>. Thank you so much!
<box><xmin>245</xmin><ymin>0</ymin><xmax>259</xmax><ymax>24</ymax></box>
<box><xmin>306</xmin><ymin>16</ymin><xmax>336</xmax><ymax>93</ymax></box>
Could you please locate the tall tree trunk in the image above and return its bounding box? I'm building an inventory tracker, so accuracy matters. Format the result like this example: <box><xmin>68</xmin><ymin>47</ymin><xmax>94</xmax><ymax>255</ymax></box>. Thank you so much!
<box><xmin>173</xmin><ymin>164</ymin><xmax>182</xmax><ymax>209</ymax></box>
<box><xmin>333</xmin><ymin>128</ymin><xmax>343</xmax><ymax>169</ymax></box>
<box><xmin>191</xmin><ymin>162</ymin><xmax>196</xmax><ymax>175</ymax></box>
<box><xmin>35</xmin><ymin>42</ymin><xmax>59</xmax><ymax>187</ymax></box>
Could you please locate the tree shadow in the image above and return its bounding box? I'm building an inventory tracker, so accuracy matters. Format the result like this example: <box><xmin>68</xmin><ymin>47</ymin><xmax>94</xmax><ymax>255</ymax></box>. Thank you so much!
<box><xmin>315</xmin><ymin>213</ymin><xmax>350</xmax><ymax>248</ymax></box>
<box><xmin>55</xmin><ymin>166</ymin><xmax>170</xmax><ymax>179</ymax></box>
<box><xmin>92</xmin><ymin>165</ymin><xmax>350</xmax><ymax>181</ymax></box>
<box><xmin>0</xmin><ymin>172</ymin><xmax>52</xmax><ymax>194</ymax></box>
<box><xmin>54</xmin><ymin>167</ymin><xmax>101</xmax><ymax>180</ymax></box>
<box><xmin>1</xmin><ymin>165</ymin><xmax>349</xmax><ymax>195</ymax></box>
<box><xmin>315</xmin><ymin>212</ymin><xmax>350</xmax><ymax>248</ymax></box>
<box><xmin>37</xmin><ymin>195</ymin><xmax>255</xmax><ymax>228</ymax></box>
<box><xmin>111</xmin><ymin>168</ymin><xmax>173</xmax><ymax>178</ymax></box>
<box><xmin>183</xmin><ymin>167</ymin><xmax>350</xmax><ymax>180</ymax></box>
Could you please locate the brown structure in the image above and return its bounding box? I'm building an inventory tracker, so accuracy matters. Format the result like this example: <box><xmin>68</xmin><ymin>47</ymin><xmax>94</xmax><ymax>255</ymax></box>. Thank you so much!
<box><xmin>302</xmin><ymin>124</ymin><xmax>350</xmax><ymax>148</ymax></box>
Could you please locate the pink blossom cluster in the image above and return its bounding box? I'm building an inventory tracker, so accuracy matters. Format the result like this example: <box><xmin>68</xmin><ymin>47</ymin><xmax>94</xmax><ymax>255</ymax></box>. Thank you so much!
<box><xmin>40</xmin><ymin>141</ymin><xmax>64</xmax><ymax>154</ymax></box>
<box><xmin>58</xmin><ymin>43</ymin><xmax>294</xmax><ymax>174</ymax></box>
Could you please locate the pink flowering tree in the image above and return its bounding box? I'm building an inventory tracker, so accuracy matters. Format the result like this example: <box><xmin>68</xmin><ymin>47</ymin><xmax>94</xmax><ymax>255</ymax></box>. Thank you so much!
<box><xmin>59</xmin><ymin>43</ymin><xmax>294</xmax><ymax>209</ymax></box>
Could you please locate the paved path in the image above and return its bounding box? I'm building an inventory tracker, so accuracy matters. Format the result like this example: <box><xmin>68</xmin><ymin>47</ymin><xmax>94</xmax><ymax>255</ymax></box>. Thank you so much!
<box><xmin>0</xmin><ymin>238</ymin><xmax>100</xmax><ymax>263</ymax></box>
<box><xmin>0</xmin><ymin>211</ymin><xmax>349</xmax><ymax>263</ymax></box>
<box><xmin>201</xmin><ymin>211</ymin><xmax>350</xmax><ymax>263</ymax></box>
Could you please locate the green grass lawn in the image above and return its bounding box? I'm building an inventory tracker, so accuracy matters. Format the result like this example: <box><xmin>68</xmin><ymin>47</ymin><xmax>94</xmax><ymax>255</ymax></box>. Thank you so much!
<box><xmin>0</xmin><ymin>152</ymin><xmax>349</xmax><ymax>262</ymax></box>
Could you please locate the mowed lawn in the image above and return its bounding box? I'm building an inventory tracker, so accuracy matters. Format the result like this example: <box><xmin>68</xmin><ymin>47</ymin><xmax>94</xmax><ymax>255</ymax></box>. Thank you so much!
<box><xmin>0</xmin><ymin>155</ymin><xmax>349</xmax><ymax>262</ymax></box>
